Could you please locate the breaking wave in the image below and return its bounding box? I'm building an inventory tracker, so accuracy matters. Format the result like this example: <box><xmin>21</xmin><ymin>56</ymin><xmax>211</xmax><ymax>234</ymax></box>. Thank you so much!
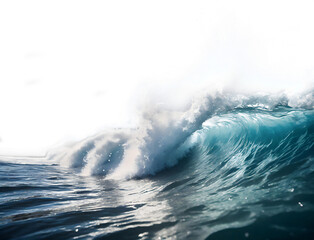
<box><xmin>49</xmin><ymin>90</ymin><xmax>314</xmax><ymax>180</ymax></box>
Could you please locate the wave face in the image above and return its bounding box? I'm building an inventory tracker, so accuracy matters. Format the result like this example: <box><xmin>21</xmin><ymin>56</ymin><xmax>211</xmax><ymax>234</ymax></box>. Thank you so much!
<box><xmin>192</xmin><ymin>108</ymin><xmax>314</xmax><ymax>190</ymax></box>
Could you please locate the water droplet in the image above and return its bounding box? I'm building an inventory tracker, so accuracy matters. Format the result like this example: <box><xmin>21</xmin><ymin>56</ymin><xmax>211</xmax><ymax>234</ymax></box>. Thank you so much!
<box><xmin>75</xmin><ymin>229</ymin><xmax>78</xmax><ymax>232</ymax></box>
<box><xmin>288</xmin><ymin>188</ymin><xmax>294</xmax><ymax>192</ymax></box>
<box><xmin>298</xmin><ymin>202</ymin><xmax>303</xmax><ymax>207</ymax></box>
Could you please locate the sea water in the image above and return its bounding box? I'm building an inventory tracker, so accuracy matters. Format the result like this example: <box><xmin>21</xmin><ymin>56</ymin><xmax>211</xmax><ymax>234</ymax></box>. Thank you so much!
<box><xmin>1</xmin><ymin>92</ymin><xmax>313</xmax><ymax>239</ymax></box>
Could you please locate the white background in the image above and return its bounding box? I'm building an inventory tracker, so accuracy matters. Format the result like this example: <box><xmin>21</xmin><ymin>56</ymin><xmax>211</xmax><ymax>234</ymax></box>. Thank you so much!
<box><xmin>0</xmin><ymin>0</ymin><xmax>313</xmax><ymax>155</ymax></box>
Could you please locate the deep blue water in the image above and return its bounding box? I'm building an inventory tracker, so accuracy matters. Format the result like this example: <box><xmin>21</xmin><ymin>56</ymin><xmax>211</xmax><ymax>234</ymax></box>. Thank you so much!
<box><xmin>1</xmin><ymin>105</ymin><xmax>314</xmax><ymax>239</ymax></box>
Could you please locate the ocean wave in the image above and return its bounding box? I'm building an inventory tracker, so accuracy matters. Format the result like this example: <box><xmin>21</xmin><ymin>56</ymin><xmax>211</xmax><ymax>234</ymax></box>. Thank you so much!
<box><xmin>49</xmin><ymin>90</ymin><xmax>314</xmax><ymax>179</ymax></box>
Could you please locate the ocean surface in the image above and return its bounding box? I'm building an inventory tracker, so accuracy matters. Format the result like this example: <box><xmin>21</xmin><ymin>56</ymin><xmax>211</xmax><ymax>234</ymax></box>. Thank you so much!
<box><xmin>1</xmin><ymin>93</ymin><xmax>314</xmax><ymax>239</ymax></box>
